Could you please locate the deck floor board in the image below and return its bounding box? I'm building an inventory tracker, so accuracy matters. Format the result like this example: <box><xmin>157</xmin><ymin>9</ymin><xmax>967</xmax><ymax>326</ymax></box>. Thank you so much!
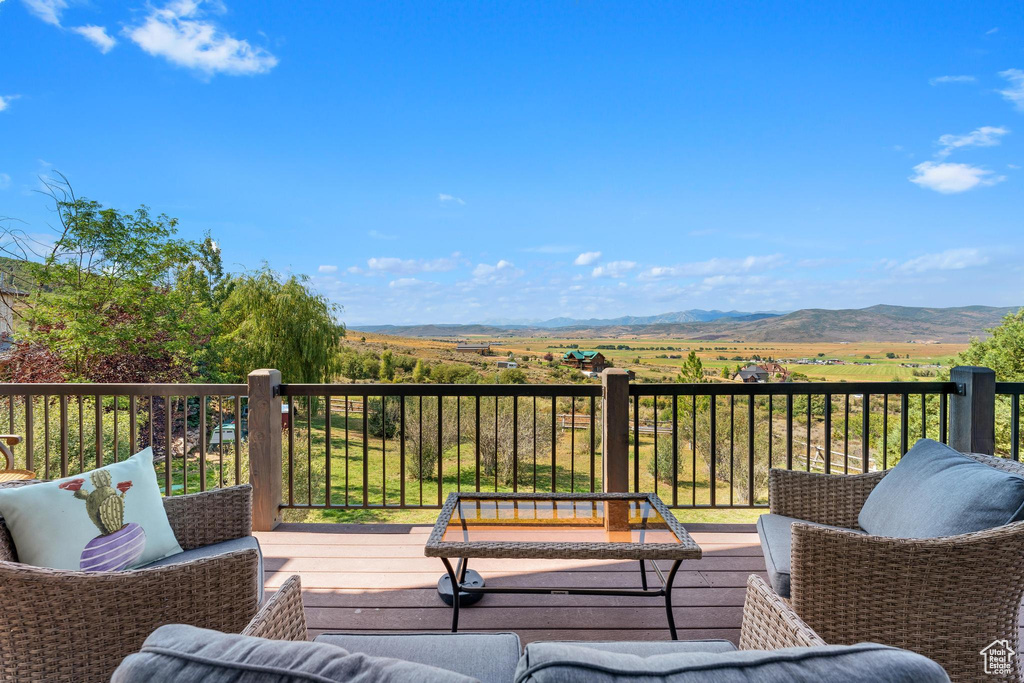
<box><xmin>257</xmin><ymin>522</ymin><xmax>1024</xmax><ymax>646</ymax></box>
<box><xmin>257</xmin><ymin>523</ymin><xmax>761</xmax><ymax>645</ymax></box>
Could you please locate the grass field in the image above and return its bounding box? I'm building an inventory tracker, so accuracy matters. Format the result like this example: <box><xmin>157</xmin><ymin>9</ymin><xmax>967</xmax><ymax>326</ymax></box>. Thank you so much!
<box><xmin>352</xmin><ymin>332</ymin><xmax>966</xmax><ymax>384</ymax></box>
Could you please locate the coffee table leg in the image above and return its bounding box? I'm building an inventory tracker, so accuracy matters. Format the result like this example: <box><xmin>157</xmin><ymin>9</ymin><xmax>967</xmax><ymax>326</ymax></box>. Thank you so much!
<box><xmin>639</xmin><ymin>560</ymin><xmax>648</xmax><ymax>590</ymax></box>
<box><xmin>664</xmin><ymin>560</ymin><xmax>682</xmax><ymax>640</ymax></box>
<box><xmin>441</xmin><ymin>558</ymin><xmax>460</xmax><ymax>632</ymax></box>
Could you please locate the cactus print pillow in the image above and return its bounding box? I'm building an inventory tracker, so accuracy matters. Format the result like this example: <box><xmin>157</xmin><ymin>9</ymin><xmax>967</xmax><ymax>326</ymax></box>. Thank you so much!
<box><xmin>0</xmin><ymin>448</ymin><xmax>183</xmax><ymax>571</ymax></box>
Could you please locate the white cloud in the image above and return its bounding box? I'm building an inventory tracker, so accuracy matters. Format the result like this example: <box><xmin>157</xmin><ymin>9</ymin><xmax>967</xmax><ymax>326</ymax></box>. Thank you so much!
<box><xmin>591</xmin><ymin>261</ymin><xmax>636</xmax><ymax>278</ymax></box>
<box><xmin>0</xmin><ymin>174</ymin><xmax>10</xmax><ymax>190</ymax></box>
<box><xmin>388</xmin><ymin>278</ymin><xmax>424</xmax><ymax>289</ymax></box>
<box><xmin>125</xmin><ymin>0</ymin><xmax>278</xmax><ymax>77</ymax></box>
<box><xmin>893</xmin><ymin>248</ymin><xmax>989</xmax><ymax>273</ymax></box>
<box><xmin>368</xmin><ymin>229</ymin><xmax>397</xmax><ymax>240</ymax></box>
<box><xmin>936</xmin><ymin>126</ymin><xmax>1009</xmax><ymax>157</ymax></box>
<box><xmin>639</xmin><ymin>254</ymin><xmax>785</xmax><ymax>280</ymax></box>
<box><xmin>366</xmin><ymin>253</ymin><xmax>460</xmax><ymax>275</ymax></box>
<box><xmin>928</xmin><ymin>75</ymin><xmax>976</xmax><ymax>85</ymax></box>
<box><xmin>438</xmin><ymin>193</ymin><xmax>465</xmax><ymax>205</ymax></box>
<box><xmin>317</xmin><ymin>265</ymin><xmax>338</xmax><ymax>274</ymax></box>
<box><xmin>573</xmin><ymin>251</ymin><xmax>601</xmax><ymax>266</ymax></box>
<box><xmin>909</xmin><ymin>161</ymin><xmax>1005</xmax><ymax>193</ymax></box>
<box><xmin>986</xmin><ymin>27</ymin><xmax>999</xmax><ymax>35</ymax></box>
<box><xmin>0</xmin><ymin>95</ymin><xmax>20</xmax><ymax>112</ymax></box>
<box><xmin>22</xmin><ymin>0</ymin><xmax>66</xmax><ymax>26</ymax></box>
<box><xmin>473</xmin><ymin>260</ymin><xmax>513</xmax><ymax>277</ymax></box>
<box><xmin>999</xmin><ymin>69</ymin><xmax>1024</xmax><ymax>112</ymax></box>
<box><xmin>72</xmin><ymin>25</ymin><xmax>117</xmax><ymax>53</ymax></box>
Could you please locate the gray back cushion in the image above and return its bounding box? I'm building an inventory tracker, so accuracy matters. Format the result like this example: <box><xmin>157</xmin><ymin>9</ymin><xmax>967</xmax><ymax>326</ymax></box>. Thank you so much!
<box><xmin>112</xmin><ymin>624</ymin><xmax>477</xmax><ymax>683</ymax></box>
<box><xmin>515</xmin><ymin>642</ymin><xmax>949</xmax><ymax>683</ymax></box>
<box><xmin>858</xmin><ymin>438</ymin><xmax>1024</xmax><ymax>537</ymax></box>
<box><xmin>315</xmin><ymin>632</ymin><xmax>520</xmax><ymax>683</ymax></box>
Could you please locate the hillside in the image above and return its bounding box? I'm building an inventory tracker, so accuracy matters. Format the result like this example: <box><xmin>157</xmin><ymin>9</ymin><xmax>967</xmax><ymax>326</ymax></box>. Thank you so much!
<box><xmin>352</xmin><ymin>304</ymin><xmax>1019</xmax><ymax>343</ymax></box>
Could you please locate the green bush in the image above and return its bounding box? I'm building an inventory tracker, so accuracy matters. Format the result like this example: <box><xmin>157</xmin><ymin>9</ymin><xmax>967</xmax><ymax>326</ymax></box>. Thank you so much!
<box><xmin>646</xmin><ymin>436</ymin><xmax>676</xmax><ymax>484</ymax></box>
<box><xmin>366</xmin><ymin>397</ymin><xmax>400</xmax><ymax>439</ymax></box>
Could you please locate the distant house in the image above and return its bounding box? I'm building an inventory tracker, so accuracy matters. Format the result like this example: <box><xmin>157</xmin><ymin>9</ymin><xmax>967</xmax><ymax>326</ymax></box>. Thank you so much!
<box><xmin>734</xmin><ymin>365</ymin><xmax>769</xmax><ymax>383</ymax></box>
<box><xmin>562</xmin><ymin>350</ymin><xmax>608</xmax><ymax>373</ymax></box>
<box><xmin>758</xmin><ymin>362</ymin><xmax>789</xmax><ymax>381</ymax></box>
<box><xmin>496</xmin><ymin>360</ymin><xmax>518</xmax><ymax>369</ymax></box>
<box><xmin>455</xmin><ymin>342</ymin><xmax>491</xmax><ymax>355</ymax></box>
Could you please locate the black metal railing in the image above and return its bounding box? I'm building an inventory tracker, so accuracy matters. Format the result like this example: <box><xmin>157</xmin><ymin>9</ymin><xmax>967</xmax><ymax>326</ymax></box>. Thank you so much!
<box><xmin>278</xmin><ymin>383</ymin><xmax>602</xmax><ymax>510</ymax></box>
<box><xmin>628</xmin><ymin>381</ymin><xmax>958</xmax><ymax>508</ymax></box>
<box><xmin>0</xmin><ymin>383</ymin><xmax>248</xmax><ymax>496</ymax></box>
<box><xmin>995</xmin><ymin>382</ymin><xmax>1024</xmax><ymax>461</ymax></box>
<box><xmin>4</xmin><ymin>374</ymin><xmax>1020</xmax><ymax>515</ymax></box>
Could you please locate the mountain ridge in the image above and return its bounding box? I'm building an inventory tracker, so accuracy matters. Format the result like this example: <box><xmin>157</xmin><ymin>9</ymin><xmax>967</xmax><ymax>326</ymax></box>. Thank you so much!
<box><xmin>351</xmin><ymin>304</ymin><xmax>1020</xmax><ymax>343</ymax></box>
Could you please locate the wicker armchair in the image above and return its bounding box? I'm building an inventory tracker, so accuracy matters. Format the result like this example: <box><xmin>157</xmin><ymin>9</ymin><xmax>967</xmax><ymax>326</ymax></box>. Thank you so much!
<box><xmin>243</xmin><ymin>574</ymin><xmax>309</xmax><ymax>641</ymax></box>
<box><xmin>0</xmin><ymin>483</ymin><xmax>260</xmax><ymax>683</ymax></box>
<box><xmin>769</xmin><ymin>454</ymin><xmax>1024</xmax><ymax>682</ymax></box>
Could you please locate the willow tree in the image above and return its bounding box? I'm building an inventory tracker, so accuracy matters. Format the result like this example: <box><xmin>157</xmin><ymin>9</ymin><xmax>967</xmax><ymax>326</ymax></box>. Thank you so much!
<box><xmin>217</xmin><ymin>268</ymin><xmax>344</xmax><ymax>383</ymax></box>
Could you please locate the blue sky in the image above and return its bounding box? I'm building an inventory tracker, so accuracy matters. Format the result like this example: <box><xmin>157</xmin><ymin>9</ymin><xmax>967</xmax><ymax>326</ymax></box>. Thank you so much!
<box><xmin>1</xmin><ymin>1</ymin><xmax>1022</xmax><ymax>325</ymax></box>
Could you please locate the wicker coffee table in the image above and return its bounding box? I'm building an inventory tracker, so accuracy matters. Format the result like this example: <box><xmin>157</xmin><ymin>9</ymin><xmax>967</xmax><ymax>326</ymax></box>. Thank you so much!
<box><xmin>425</xmin><ymin>492</ymin><xmax>702</xmax><ymax>639</ymax></box>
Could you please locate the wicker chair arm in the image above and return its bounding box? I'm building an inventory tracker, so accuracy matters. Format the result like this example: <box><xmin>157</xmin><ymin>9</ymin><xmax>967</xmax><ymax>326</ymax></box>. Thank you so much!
<box><xmin>243</xmin><ymin>574</ymin><xmax>307</xmax><ymax>641</ymax></box>
<box><xmin>739</xmin><ymin>574</ymin><xmax>825</xmax><ymax>650</ymax></box>
<box><xmin>0</xmin><ymin>548</ymin><xmax>261</xmax><ymax>683</ymax></box>
<box><xmin>768</xmin><ymin>469</ymin><xmax>887</xmax><ymax>528</ymax></box>
<box><xmin>162</xmin><ymin>484</ymin><xmax>252</xmax><ymax>550</ymax></box>
<box><xmin>790</xmin><ymin>521</ymin><xmax>1024</xmax><ymax>681</ymax></box>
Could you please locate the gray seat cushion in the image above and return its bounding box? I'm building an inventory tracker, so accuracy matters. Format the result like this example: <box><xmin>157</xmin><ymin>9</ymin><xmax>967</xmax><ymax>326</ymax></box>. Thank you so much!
<box><xmin>757</xmin><ymin>513</ymin><xmax>863</xmax><ymax>598</ymax></box>
<box><xmin>858</xmin><ymin>438</ymin><xmax>1024</xmax><ymax>537</ymax></box>
<box><xmin>514</xmin><ymin>642</ymin><xmax>949</xmax><ymax>682</ymax></box>
<box><xmin>140</xmin><ymin>536</ymin><xmax>264</xmax><ymax>602</ymax></box>
<box><xmin>315</xmin><ymin>632</ymin><xmax>521</xmax><ymax>683</ymax></box>
<box><xmin>113</xmin><ymin>624</ymin><xmax>475</xmax><ymax>683</ymax></box>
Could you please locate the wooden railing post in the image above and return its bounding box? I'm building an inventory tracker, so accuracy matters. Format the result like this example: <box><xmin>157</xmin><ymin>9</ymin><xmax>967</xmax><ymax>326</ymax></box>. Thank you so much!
<box><xmin>248</xmin><ymin>369</ymin><xmax>282</xmax><ymax>531</ymax></box>
<box><xmin>949</xmin><ymin>365</ymin><xmax>996</xmax><ymax>455</ymax></box>
<box><xmin>602</xmin><ymin>369</ymin><xmax>630</xmax><ymax>532</ymax></box>
<box><xmin>601</xmin><ymin>369</ymin><xmax>630</xmax><ymax>493</ymax></box>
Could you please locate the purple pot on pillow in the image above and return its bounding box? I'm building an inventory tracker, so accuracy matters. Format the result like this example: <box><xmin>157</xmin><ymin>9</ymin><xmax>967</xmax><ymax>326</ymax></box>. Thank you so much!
<box><xmin>80</xmin><ymin>522</ymin><xmax>147</xmax><ymax>572</ymax></box>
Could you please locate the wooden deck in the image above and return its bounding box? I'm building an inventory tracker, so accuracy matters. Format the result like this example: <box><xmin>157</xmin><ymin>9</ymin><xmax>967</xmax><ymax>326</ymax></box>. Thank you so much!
<box><xmin>256</xmin><ymin>522</ymin><xmax>764</xmax><ymax>645</ymax></box>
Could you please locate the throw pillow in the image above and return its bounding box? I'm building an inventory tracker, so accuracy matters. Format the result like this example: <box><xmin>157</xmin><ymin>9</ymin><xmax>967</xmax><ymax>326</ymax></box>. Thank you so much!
<box><xmin>0</xmin><ymin>447</ymin><xmax>183</xmax><ymax>571</ymax></box>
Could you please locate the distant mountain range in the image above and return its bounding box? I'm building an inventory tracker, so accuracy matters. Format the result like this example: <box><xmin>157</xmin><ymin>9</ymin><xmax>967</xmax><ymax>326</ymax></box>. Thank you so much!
<box><xmin>351</xmin><ymin>305</ymin><xmax>1019</xmax><ymax>343</ymax></box>
<box><xmin>476</xmin><ymin>309</ymin><xmax>784</xmax><ymax>328</ymax></box>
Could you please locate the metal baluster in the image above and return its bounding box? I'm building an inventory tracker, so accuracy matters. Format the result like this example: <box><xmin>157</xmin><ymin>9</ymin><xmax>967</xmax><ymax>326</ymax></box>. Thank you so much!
<box><xmin>747</xmin><ymin>395</ymin><xmax>754</xmax><ymax>506</ymax></box>
<box><xmin>325</xmin><ymin>394</ymin><xmax>332</xmax><ymax>507</ymax></box>
<box><xmin>823</xmin><ymin>393</ymin><xmax>832</xmax><ymax>474</ymax></box>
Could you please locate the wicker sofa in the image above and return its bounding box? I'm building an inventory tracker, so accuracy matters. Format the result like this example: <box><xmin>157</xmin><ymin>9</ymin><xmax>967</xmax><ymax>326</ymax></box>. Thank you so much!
<box><xmin>111</xmin><ymin>573</ymin><xmax>948</xmax><ymax>682</ymax></box>
<box><xmin>0</xmin><ymin>482</ymin><xmax>262</xmax><ymax>683</ymax></box>
<box><xmin>761</xmin><ymin>445</ymin><xmax>1024</xmax><ymax>682</ymax></box>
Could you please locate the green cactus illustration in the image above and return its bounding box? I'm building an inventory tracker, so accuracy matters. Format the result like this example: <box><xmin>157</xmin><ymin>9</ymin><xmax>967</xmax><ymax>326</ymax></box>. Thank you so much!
<box><xmin>64</xmin><ymin>469</ymin><xmax>134</xmax><ymax>536</ymax></box>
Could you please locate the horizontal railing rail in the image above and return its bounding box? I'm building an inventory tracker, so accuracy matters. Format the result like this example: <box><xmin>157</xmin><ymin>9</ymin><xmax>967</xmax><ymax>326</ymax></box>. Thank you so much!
<box><xmin>280</xmin><ymin>384</ymin><xmax>602</xmax><ymax>397</ymax></box>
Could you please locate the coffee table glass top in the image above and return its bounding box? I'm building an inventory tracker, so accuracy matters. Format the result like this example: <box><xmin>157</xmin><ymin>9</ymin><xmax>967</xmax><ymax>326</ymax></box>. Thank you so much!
<box><xmin>425</xmin><ymin>493</ymin><xmax>701</xmax><ymax>560</ymax></box>
<box><xmin>443</xmin><ymin>498</ymin><xmax>678</xmax><ymax>544</ymax></box>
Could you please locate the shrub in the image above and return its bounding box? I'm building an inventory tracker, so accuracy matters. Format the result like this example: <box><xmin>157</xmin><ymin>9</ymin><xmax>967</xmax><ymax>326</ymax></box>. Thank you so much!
<box><xmin>646</xmin><ymin>436</ymin><xmax>676</xmax><ymax>484</ymax></box>
<box><xmin>366</xmin><ymin>397</ymin><xmax>400</xmax><ymax>438</ymax></box>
